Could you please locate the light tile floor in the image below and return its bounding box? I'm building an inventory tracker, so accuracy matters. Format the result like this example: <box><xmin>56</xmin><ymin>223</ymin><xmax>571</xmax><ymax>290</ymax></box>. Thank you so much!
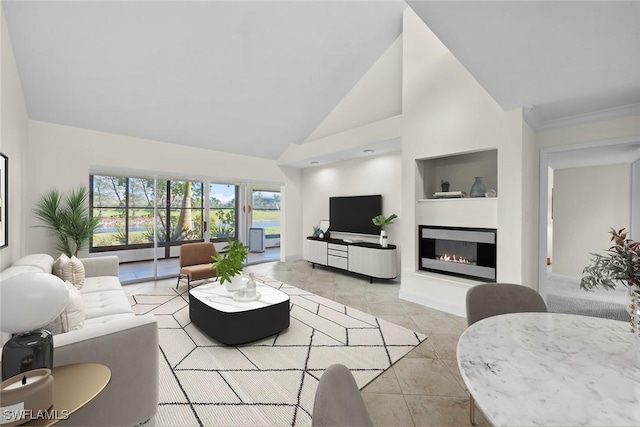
<box><xmin>124</xmin><ymin>259</ymin><xmax>488</xmax><ymax>426</ymax></box>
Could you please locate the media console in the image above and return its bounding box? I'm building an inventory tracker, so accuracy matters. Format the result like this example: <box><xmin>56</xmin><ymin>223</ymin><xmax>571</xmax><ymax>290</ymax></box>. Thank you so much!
<box><xmin>304</xmin><ymin>237</ymin><xmax>397</xmax><ymax>283</ymax></box>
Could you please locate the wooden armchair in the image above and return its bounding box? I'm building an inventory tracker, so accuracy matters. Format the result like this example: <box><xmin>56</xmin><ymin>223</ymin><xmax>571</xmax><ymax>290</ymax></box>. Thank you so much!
<box><xmin>176</xmin><ymin>242</ymin><xmax>218</xmax><ymax>288</ymax></box>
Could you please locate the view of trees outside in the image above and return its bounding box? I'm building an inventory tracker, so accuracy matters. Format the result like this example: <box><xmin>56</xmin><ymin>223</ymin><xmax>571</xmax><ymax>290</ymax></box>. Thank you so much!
<box><xmin>252</xmin><ymin>191</ymin><xmax>281</xmax><ymax>237</ymax></box>
<box><xmin>209</xmin><ymin>183</ymin><xmax>237</xmax><ymax>240</ymax></box>
<box><xmin>90</xmin><ymin>177</ymin><xmax>277</xmax><ymax>250</ymax></box>
<box><xmin>91</xmin><ymin>175</ymin><xmax>204</xmax><ymax>248</ymax></box>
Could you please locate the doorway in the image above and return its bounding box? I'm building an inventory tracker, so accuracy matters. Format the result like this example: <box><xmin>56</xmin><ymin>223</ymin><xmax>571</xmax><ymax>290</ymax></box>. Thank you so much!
<box><xmin>539</xmin><ymin>138</ymin><xmax>640</xmax><ymax>319</ymax></box>
<box><xmin>243</xmin><ymin>185</ymin><xmax>281</xmax><ymax>264</ymax></box>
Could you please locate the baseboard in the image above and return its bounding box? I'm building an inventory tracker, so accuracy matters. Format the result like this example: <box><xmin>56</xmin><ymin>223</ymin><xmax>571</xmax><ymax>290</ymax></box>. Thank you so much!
<box><xmin>399</xmin><ymin>289</ymin><xmax>466</xmax><ymax>317</ymax></box>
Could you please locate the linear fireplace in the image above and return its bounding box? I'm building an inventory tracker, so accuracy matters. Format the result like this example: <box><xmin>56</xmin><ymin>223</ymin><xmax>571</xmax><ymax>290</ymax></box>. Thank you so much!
<box><xmin>419</xmin><ymin>225</ymin><xmax>496</xmax><ymax>282</ymax></box>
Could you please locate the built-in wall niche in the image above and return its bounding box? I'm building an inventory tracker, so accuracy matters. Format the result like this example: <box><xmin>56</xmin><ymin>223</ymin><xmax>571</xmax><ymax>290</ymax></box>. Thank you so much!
<box><xmin>417</xmin><ymin>149</ymin><xmax>498</xmax><ymax>199</ymax></box>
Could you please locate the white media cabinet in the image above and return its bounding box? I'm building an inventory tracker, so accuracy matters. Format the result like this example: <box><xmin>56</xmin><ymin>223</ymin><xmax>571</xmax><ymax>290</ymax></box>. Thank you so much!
<box><xmin>304</xmin><ymin>237</ymin><xmax>397</xmax><ymax>283</ymax></box>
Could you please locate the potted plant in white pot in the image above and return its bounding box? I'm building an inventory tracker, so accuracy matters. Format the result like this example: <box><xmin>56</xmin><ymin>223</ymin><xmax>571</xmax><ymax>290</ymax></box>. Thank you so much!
<box><xmin>372</xmin><ymin>214</ymin><xmax>397</xmax><ymax>248</ymax></box>
<box><xmin>212</xmin><ymin>239</ymin><xmax>248</xmax><ymax>291</ymax></box>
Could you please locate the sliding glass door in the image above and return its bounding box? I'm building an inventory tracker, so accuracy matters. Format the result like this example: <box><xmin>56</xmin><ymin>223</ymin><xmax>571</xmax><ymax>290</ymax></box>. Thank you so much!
<box><xmin>90</xmin><ymin>174</ymin><xmax>280</xmax><ymax>282</ymax></box>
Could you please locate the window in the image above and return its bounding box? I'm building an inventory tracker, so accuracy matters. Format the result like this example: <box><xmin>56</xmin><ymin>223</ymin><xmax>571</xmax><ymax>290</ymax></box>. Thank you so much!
<box><xmin>158</xmin><ymin>181</ymin><xmax>203</xmax><ymax>242</ymax></box>
<box><xmin>90</xmin><ymin>175</ymin><xmax>205</xmax><ymax>252</ymax></box>
<box><xmin>252</xmin><ymin>190</ymin><xmax>280</xmax><ymax>238</ymax></box>
<box><xmin>91</xmin><ymin>176</ymin><xmax>127</xmax><ymax>248</ymax></box>
<box><xmin>209</xmin><ymin>183</ymin><xmax>238</xmax><ymax>241</ymax></box>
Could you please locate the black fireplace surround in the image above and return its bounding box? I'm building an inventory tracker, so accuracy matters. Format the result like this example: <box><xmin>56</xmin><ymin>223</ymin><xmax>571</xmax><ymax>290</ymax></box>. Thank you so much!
<box><xmin>419</xmin><ymin>225</ymin><xmax>497</xmax><ymax>282</ymax></box>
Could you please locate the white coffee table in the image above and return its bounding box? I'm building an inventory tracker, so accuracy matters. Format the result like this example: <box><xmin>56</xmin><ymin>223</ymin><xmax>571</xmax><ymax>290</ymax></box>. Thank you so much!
<box><xmin>189</xmin><ymin>282</ymin><xmax>290</xmax><ymax>345</ymax></box>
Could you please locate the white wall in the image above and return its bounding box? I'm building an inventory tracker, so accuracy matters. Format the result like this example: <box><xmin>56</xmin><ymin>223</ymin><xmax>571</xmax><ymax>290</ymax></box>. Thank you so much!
<box><xmin>399</xmin><ymin>9</ymin><xmax>535</xmax><ymax>315</ymax></box>
<box><xmin>552</xmin><ymin>164</ymin><xmax>629</xmax><ymax>277</ymax></box>
<box><xmin>304</xmin><ymin>36</ymin><xmax>403</xmax><ymax>142</ymax></box>
<box><xmin>537</xmin><ymin>116</ymin><xmax>640</xmax><ymax>149</ymax></box>
<box><xmin>301</xmin><ymin>152</ymin><xmax>402</xmax><ymax>251</ymax></box>
<box><xmin>632</xmin><ymin>159</ymin><xmax>640</xmax><ymax>241</ymax></box>
<box><xmin>0</xmin><ymin>8</ymin><xmax>29</xmax><ymax>269</ymax></box>
<box><xmin>26</xmin><ymin>121</ymin><xmax>303</xmax><ymax>260</ymax></box>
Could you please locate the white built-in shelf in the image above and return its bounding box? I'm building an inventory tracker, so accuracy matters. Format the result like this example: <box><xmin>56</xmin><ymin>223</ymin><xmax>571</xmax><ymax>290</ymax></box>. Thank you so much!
<box><xmin>416</xmin><ymin>197</ymin><xmax>498</xmax><ymax>229</ymax></box>
<box><xmin>417</xmin><ymin>149</ymin><xmax>498</xmax><ymax>200</ymax></box>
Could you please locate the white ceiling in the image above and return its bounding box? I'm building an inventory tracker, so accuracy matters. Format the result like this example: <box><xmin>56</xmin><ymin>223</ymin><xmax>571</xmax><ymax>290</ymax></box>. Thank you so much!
<box><xmin>407</xmin><ymin>1</ymin><xmax>640</xmax><ymax>129</ymax></box>
<box><xmin>3</xmin><ymin>1</ymin><xmax>639</xmax><ymax>161</ymax></box>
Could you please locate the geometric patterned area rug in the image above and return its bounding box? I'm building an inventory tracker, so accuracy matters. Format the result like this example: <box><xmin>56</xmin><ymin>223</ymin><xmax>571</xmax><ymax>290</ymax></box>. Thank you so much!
<box><xmin>130</xmin><ymin>276</ymin><xmax>427</xmax><ymax>426</ymax></box>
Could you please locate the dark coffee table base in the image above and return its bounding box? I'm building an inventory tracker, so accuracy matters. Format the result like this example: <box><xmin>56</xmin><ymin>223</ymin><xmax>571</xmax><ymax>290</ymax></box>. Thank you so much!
<box><xmin>189</xmin><ymin>293</ymin><xmax>290</xmax><ymax>345</ymax></box>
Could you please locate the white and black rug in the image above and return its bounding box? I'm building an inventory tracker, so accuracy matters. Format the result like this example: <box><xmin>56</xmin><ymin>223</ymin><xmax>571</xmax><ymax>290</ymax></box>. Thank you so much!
<box><xmin>130</xmin><ymin>277</ymin><xmax>427</xmax><ymax>426</ymax></box>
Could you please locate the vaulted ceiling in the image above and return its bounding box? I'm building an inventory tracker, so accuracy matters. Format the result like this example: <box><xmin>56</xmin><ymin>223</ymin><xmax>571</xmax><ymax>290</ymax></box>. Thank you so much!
<box><xmin>3</xmin><ymin>1</ymin><xmax>639</xmax><ymax>160</ymax></box>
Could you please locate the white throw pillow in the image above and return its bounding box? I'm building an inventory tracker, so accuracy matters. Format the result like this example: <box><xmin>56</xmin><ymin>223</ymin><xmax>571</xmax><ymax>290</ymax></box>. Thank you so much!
<box><xmin>53</xmin><ymin>253</ymin><xmax>70</xmax><ymax>278</ymax></box>
<box><xmin>61</xmin><ymin>256</ymin><xmax>85</xmax><ymax>289</ymax></box>
<box><xmin>60</xmin><ymin>281</ymin><xmax>85</xmax><ymax>332</ymax></box>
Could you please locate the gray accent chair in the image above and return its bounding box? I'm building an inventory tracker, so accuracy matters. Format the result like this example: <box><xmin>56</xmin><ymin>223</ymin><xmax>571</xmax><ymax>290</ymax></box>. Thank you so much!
<box><xmin>465</xmin><ymin>283</ymin><xmax>547</xmax><ymax>425</ymax></box>
<box><xmin>312</xmin><ymin>364</ymin><xmax>373</xmax><ymax>427</ymax></box>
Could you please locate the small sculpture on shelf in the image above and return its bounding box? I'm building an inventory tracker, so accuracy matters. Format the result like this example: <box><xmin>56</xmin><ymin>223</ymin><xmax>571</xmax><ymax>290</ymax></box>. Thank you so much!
<box><xmin>440</xmin><ymin>180</ymin><xmax>450</xmax><ymax>192</ymax></box>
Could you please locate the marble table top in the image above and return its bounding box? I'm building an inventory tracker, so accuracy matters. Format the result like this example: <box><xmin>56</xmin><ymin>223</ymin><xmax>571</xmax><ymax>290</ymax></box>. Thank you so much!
<box><xmin>457</xmin><ymin>312</ymin><xmax>640</xmax><ymax>426</ymax></box>
<box><xmin>189</xmin><ymin>281</ymin><xmax>289</xmax><ymax>313</ymax></box>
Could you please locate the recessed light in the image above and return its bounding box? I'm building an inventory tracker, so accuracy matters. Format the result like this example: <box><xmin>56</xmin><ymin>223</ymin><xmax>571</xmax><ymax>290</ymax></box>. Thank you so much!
<box><xmin>310</xmin><ymin>161</ymin><xmax>319</xmax><ymax>165</ymax></box>
<box><xmin>363</xmin><ymin>149</ymin><xmax>375</xmax><ymax>154</ymax></box>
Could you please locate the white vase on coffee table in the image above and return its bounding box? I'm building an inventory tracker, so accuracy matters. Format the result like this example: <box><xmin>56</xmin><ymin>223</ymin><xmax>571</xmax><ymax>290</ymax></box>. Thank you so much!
<box><xmin>225</xmin><ymin>274</ymin><xmax>244</xmax><ymax>292</ymax></box>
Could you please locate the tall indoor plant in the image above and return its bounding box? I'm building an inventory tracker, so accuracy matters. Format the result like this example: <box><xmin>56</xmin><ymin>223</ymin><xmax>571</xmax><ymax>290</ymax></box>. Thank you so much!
<box><xmin>33</xmin><ymin>186</ymin><xmax>101</xmax><ymax>257</ymax></box>
<box><xmin>212</xmin><ymin>239</ymin><xmax>248</xmax><ymax>291</ymax></box>
<box><xmin>581</xmin><ymin>227</ymin><xmax>640</xmax><ymax>334</ymax></box>
<box><xmin>372</xmin><ymin>214</ymin><xmax>397</xmax><ymax>247</ymax></box>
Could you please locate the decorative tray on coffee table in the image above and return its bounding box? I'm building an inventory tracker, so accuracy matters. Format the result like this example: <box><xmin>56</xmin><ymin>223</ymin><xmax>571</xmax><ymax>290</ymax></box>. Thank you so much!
<box><xmin>233</xmin><ymin>291</ymin><xmax>261</xmax><ymax>302</ymax></box>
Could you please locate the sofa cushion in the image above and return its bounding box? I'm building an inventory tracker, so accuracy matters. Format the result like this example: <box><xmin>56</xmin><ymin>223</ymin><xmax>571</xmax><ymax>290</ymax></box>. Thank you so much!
<box><xmin>82</xmin><ymin>290</ymin><xmax>134</xmax><ymax>320</ymax></box>
<box><xmin>0</xmin><ymin>265</ymin><xmax>43</xmax><ymax>281</ymax></box>
<box><xmin>61</xmin><ymin>281</ymin><xmax>85</xmax><ymax>332</ymax></box>
<box><xmin>61</xmin><ymin>256</ymin><xmax>85</xmax><ymax>289</ymax></box>
<box><xmin>81</xmin><ymin>276</ymin><xmax>124</xmax><ymax>294</ymax></box>
<box><xmin>53</xmin><ymin>253</ymin><xmax>70</xmax><ymax>278</ymax></box>
<box><xmin>13</xmin><ymin>254</ymin><xmax>54</xmax><ymax>274</ymax></box>
<box><xmin>83</xmin><ymin>313</ymin><xmax>135</xmax><ymax>331</ymax></box>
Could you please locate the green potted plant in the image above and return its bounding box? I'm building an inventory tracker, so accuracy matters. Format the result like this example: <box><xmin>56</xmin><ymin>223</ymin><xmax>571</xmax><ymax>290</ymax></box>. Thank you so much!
<box><xmin>372</xmin><ymin>214</ymin><xmax>398</xmax><ymax>247</ymax></box>
<box><xmin>212</xmin><ymin>239</ymin><xmax>248</xmax><ymax>291</ymax></box>
<box><xmin>581</xmin><ymin>227</ymin><xmax>639</xmax><ymax>333</ymax></box>
<box><xmin>33</xmin><ymin>186</ymin><xmax>101</xmax><ymax>257</ymax></box>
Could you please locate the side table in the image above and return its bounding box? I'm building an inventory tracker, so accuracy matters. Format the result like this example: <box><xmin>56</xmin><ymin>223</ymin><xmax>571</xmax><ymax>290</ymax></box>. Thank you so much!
<box><xmin>24</xmin><ymin>363</ymin><xmax>111</xmax><ymax>427</ymax></box>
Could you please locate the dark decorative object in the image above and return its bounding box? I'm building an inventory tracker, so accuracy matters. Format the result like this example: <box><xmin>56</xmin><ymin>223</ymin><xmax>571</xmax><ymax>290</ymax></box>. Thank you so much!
<box><xmin>470</xmin><ymin>177</ymin><xmax>486</xmax><ymax>198</ymax></box>
<box><xmin>440</xmin><ymin>180</ymin><xmax>450</xmax><ymax>192</ymax></box>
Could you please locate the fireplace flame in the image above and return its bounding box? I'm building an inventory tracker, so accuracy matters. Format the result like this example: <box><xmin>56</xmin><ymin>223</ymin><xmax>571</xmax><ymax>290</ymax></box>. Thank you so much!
<box><xmin>438</xmin><ymin>254</ymin><xmax>471</xmax><ymax>264</ymax></box>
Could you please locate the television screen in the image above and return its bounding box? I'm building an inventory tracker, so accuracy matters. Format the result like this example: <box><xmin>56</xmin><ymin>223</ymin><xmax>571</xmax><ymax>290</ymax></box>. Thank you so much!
<box><xmin>329</xmin><ymin>195</ymin><xmax>382</xmax><ymax>235</ymax></box>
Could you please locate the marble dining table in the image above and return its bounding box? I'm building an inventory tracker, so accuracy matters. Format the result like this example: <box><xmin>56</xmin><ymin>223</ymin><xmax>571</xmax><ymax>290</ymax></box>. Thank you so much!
<box><xmin>457</xmin><ymin>312</ymin><xmax>640</xmax><ymax>426</ymax></box>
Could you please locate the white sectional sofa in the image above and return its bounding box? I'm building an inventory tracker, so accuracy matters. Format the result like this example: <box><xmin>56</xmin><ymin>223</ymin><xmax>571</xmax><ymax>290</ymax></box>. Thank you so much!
<box><xmin>0</xmin><ymin>254</ymin><xmax>158</xmax><ymax>426</ymax></box>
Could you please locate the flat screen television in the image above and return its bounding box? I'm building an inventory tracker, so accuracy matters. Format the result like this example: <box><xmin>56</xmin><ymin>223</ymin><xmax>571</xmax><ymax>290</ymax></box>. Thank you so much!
<box><xmin>329</xmin><ymin>195</ymin><xmax>382</xmax><ymax>236</ymax></box>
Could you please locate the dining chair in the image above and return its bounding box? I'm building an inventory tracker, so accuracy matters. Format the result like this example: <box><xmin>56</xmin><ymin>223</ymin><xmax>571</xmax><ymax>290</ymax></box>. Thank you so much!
<box><xmin>312</xmin><ymin>364</ymin><xmax>373</xmax><ymax>427</ymax></box>
<box><xmin>465</xmin><ymin>283</ymin><xmax>547</xmax><ymax>425</ymax></box>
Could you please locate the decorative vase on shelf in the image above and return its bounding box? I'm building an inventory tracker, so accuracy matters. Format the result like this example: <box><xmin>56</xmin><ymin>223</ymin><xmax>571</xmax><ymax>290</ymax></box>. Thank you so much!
<box><xmin>470</xmin><ymin>177</ymin><xmax>486</xmax><ymax>198</ymax></box>
<box><xmin>380</xmin><ymin>230</ymin><xmax>387</xmax><ymax>247</ymax></box>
